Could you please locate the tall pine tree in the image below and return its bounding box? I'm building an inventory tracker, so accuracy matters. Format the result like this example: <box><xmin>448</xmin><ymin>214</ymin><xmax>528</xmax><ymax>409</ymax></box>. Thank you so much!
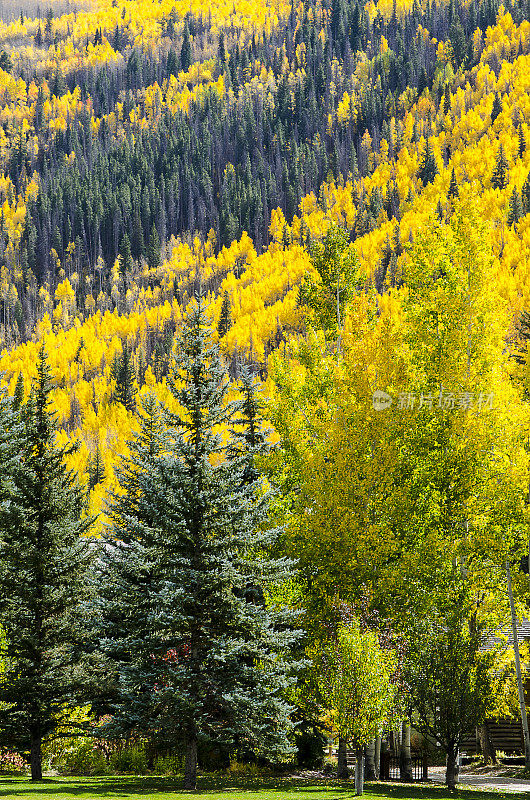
<box><xmin>491</xmin><ymin>143</ymin><xmax>509</xmax><ymax>190</ymax></box>
<box><xmin>98</xmin><ymin>299</ymin><xmax>300</xmax><ymax>789</ymax></box>
<box><xmin>0</xmin><ymin>349</ymin><xmax>93</xmax><ymax>780</ymax></box>
<box><xmin>418</xmin><ymin>137</ymin><xmax>438</xmax><ymax>186</ymax></box>
<box><xmin>111</xmin><ymin>339</ymin><xmax>137</xmax><ymax>411</ymax></box>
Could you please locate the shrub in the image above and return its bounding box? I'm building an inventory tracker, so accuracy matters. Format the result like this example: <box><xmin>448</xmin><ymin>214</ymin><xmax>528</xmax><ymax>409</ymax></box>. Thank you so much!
<box><xmin>0</xmin><ymin>750</ymin><xmax>27</xmax><ymax>774</ymax></box>
<box><xmin>59</xmin><ymin>740</ymin><xmax>109</xmax><ymax>775</ymax></box>
<box><xmin>109</xmin><ymin>745</ymin><xmax>148</xmax><ymax>774</ymax></box>
<box><xmin>227</xmin><ymin>761</ymin><xmax>265</xmax><ymax>777</ymax></box>
<box><xmin>153</xmin><ymin>752</ymin><xmax>183</xmax><ymax>775</ymax></box>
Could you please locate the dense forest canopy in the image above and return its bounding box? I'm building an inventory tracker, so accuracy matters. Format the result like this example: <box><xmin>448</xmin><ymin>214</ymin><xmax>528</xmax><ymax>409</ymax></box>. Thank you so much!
<box><xmin>0</xmin><ymin>0</ymin><xmax>528</xmax><ymax>521</ymax></box>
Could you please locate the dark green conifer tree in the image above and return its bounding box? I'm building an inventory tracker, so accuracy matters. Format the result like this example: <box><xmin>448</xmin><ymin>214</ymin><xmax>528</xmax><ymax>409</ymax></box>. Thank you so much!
<box><xmin>491</xmin><ymin>91</ymin><xmax>502</xmax><ymax>123</ymax></box>
<box><xmin>12</xmin><ymin>372</ymin><xmax>24</xmax><ymax>411</ymax></box>
<box><xmin>448</xmin><ymin>167</ymin><xmax>459</xmax><ymax>199</ymax></box>
<box><xmin>508</xmin><ymin>187</ymin><xmax>523</xmax><ymax>226</ymax></box>
<box><xmin>519</xmin><ymin>124</ymin><xmax>526</xmax><ymax>159</ymax></box>
<box><xmin>443</xmin><ymin>84</ymin><xmax>451</xmax><ymax>115</ymax></box>
<box><xmin>167</xmin><ymin>46</ymin><xmax>179</xmax><ymax>77</ymax></box>
<box><xmin>0</xmin><ymin>349</ymin><xmax>93</xmax><ymax>781</ymax></box>
<box><xmin>98</xmin><ymin>299</ymin><xmax>300</xmax><ymax>790</ymax></box>
<box><xmin>111</xmin><ymin>340</ymin><xmax>137</xmax><ymax>411</ymax></box>
<box><xmin>180</xmin><ymin>22</ymin><xmax>192</xmax><ymax>72</ymax></box>
<box><xmin>522</xmin><ymin>171</ymin><xmax>530</xmax><ymax>214</ymax></box>
<box><xmin>88</xmin><ymin>442</ymin><xmax>105</xmax><ymax>490</ymax></box>
<box><xmin>217</xmin><ymin>32</ymin><xmax>226</xmax><ymax>65</ymax></box>
<box><xmin>119</xmin><ymin>233</ymin><xmax>133</xmax><ymax>276</ymax></box>
<box><xmin>418</xmin><ymin>137</ymin><xmax>438</xmax><ymax>186</ymax></box>
<box><xmin>217</xmin><ymin>290</ymin><xmax>231</xmax><ymax>338</ymax></box>
<box><xmin>491</xmin><ymin>143</ymin><xmax>509</xmax><ymax>190</ymax></box>
<box><xmin>147</xmin><ymin>223</ymin><xmax>161</xmax><ymax>270</ymax></box>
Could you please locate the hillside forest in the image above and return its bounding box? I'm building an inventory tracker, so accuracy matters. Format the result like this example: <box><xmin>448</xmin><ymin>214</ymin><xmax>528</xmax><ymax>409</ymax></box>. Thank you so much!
<box><xmin>0</xmin><ymin>0</ymin><xmax>529</xmax><ymax>790</ymax></box>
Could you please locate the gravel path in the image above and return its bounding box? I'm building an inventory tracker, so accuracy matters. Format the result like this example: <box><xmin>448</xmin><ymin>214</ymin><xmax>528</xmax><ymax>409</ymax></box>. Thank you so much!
<box><xmin>429</xmin><ymin>766</ymin><xmax>530</xmax><ymax>793</ymax></box>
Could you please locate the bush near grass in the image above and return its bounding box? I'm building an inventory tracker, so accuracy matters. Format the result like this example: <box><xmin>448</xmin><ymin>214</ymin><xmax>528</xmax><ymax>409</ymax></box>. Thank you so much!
<box><xmin>226</xmin><ymin>761</ymin><xmax>268</xmax><ymax>777</ymax></box>
<box><xmin>0</xmin><ymin>750</ymin><xmax>27</xmax><ymax>774</ymax></box>
<box><xmin>109</xmin><ymin>745</ymin><xmax>149</xmax><ymax>774</ymax></box>
<box><xmin>153</xmin><ymin>753</ymin><xmax>184</xmax><ymax>775</ymax></box>
<box><xmin>59</xmin><ymin>740</ymin><xmax>109</xmax><ymax>776</ymax></box>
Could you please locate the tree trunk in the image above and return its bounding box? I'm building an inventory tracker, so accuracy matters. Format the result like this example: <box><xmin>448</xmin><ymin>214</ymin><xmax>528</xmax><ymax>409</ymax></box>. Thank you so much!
<box><xmin>477</xmin><ymin>722</ymin><xmax>496</xmax><ymax>765</ymax></box>
<box><xmin>337</xmin><ymin>737</ymin><xmax>349</xmax><ymax>779</ymax></box>
<box><xmin>506</xmin><ymin>560</ymin><xmax>530</xmax><ymax>769</ymax></box>
<box><xmin>364</xmin><ymin>739</ymin><xmax>376</xmax><ymax>780</ymax></box>
<box><xmin>355</xmin><ymin>745</ymin><xmax>364</xmax><ymax>796</ymax></box>
<box><xmin>30</xmin><ymin>727</ymin><xmax>43</xmax><ymax>781</ymax></box>
<box><xmin>445</xmin><ymin>744</ymin><xmax>459</xmax><ymax>790</ymax></box>
<box><xmin>400</xmin><ymin>722</ymin><xmax>412</xmax><ymax>782</ymax></box>
<box><xmin>374</xmin><ymin>736</ymin><xmax>381</xmax><ymax>779</ymax></box>
<box><xmin>380</xmin><ymin>739</ymin><xmax>390</xmax><ymax>780</ymax></box>
<box><xmin>183</xmin><ymin>732</ymin><xmax>198</xmax><ymax>790</ymax></box>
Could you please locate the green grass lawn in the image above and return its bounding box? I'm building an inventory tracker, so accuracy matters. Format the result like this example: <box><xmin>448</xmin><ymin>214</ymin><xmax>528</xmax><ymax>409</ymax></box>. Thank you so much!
<box><xmin>0</xmin><ymin>775</ymin><xmax>525</xmax><ymax>800</ymax></box>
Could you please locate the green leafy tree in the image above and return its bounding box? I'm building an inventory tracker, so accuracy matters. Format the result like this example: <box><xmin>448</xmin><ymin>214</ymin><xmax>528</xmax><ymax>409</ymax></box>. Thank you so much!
<box><xmin>402</xmin><ymin>585</ymin><xmax>499</xmax><ymax>789</ymax></box>
<box><xmin>312</xmin><ymin>617</ymin><xmax>398</xmax><ymax>795</ymax></box>
<box><xmin>98</xmin><ymin>299</ymin><xmax>301</xmax><ymax>790</ymax></box>
<box><xmin>299</xmin><ymin>224</ymin><xmax>357</xmax><ymax>337</ymax></box>
<box><xmin>0</xmin><ymin>349</ymin><xmax>93</xmax><ymax>780</ymax></box>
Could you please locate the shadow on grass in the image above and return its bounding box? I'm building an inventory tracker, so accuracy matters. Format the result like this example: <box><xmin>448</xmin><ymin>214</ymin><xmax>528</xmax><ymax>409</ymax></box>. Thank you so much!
<box><xmin>0</xmin><ymin>776</ymin><xmax>526</xmax><ymax>799</ymax></box>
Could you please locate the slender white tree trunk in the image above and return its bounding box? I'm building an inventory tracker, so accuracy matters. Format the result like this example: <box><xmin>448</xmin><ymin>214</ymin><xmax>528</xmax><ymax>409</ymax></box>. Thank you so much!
<box><xmin>355</xmin><ymin>745</ymin><xmax>364</xmax><ymax>795</ymax></box>
<box><xmin>365</xmin><ymin>739</ymin><xmax>376</xmax><ymax>780</ymax></box>
<box><xmin>400</xmin><ymin>722</ymin><xmax>412</xmax><ymax>781</ymax></box>
<box><xmin>375</xmin><ymin>736</ymin><xmax>382</xmax><ymax>779</ymax></box>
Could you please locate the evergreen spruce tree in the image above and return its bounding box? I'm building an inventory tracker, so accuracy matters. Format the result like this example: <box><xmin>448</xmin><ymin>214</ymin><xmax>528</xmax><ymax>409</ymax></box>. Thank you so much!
<box><xmin>118</xmin><ymin>233</ymin><xmax>133</xmax><ymax>277</ymax></box>
<box><xmin>508</xmin><ymin>187</ymin><xmax>523</xmax><ymax>226</ymax></box>
<box><xmin>98</xmin><ymin>299</ymin><xmax>300</xmax><ymax>790</ymax></box>
<box><xmin>88</xmin><ymin>442</ymin><xmax>105</xmax><ymax>490</ymax></box>
<box><xmin>443</xmin><ymin>84</ymin><xmax>451</xmax><ymax>115</ymax></box>
<box><xmin>491</xmin><ymin>143</ymin><xmax>509</xmax><ymax>190</ymax></box>
<box><xmin>111</xmin><ymin>339</ymin><xmax>137</xmax><ymax>411</ymax></box>
<box><xmin>217</xmin><ymin>290</ymin><xmax>231</xmax><ymax>338</ymax></box>
<box><xmin>522</xmin><ymin>171</ymin><xmax>530</xmax><ymax>214</ymax></box>
<box><xmin>131</xmin><ymin>212</ymin><xmax>145</xmax><ymax>259</ymax></box>
<box><xmin>147</xmin><ymin>223</ymin><xmax>161</xmax><ymax>271</ymax></box>
<box><xmin>519</xmin><ymin>124</ymin><xmax>526</xmax><ymax>159</ymax></box>
<box><xmin>418</xmin><ymin>137</ymin><xmax>438</xmax><ymax>185</ymax></box>
<box><xmin>448</xmin><ymin>167</ymin><xmax>459</xmax><ymax>199</ymax></box>
<box><xmin>180</xmin><ymin>22</ymin><xmax>192</xmax><ymax>72</ymax></box>
<box><xmin>0</xmin><ymin>349</ymin><xmax>93</xmax><ymax>780</ymax></box>
<box><xmin>217</xmin><ymin>32</ymin><xmax>226</xmax><ymax>65</ymax></box>
<box><xmin>491</xmin><ymin>91</ymin><xmax>502</xmax><ymax>123</ymax></box>
<box><xmin>12</xmin><ymin>372</ymin><xmax>24</xmax><ymax>411</ymax></box>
